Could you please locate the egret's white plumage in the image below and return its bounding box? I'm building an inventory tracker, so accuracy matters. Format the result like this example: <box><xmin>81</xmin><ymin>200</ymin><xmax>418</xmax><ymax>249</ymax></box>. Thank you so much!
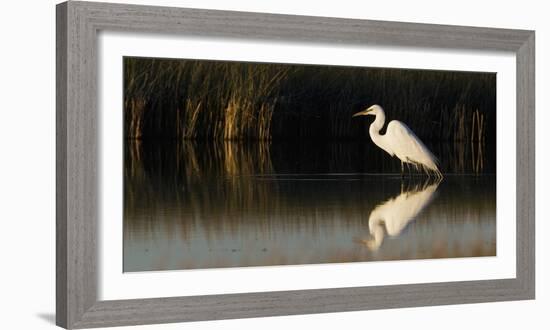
<box><xmin>353</xmin><ymin>105</ymin><xmax>442</xmax><ymax>177</ymax></box>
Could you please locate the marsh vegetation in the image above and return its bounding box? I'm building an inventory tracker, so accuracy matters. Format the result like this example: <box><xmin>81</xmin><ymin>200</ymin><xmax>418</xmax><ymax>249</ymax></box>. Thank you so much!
<box><xmin>124</xmin><ymin>57</ymin><xmax>495</xmax><ymax>144</ymax></box>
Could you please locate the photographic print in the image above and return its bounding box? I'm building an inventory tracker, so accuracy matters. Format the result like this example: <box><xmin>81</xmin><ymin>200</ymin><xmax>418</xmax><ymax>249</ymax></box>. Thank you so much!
<box><xmin>123</xmin><ymin>57</ymin><xmax>496</xmax><ymax>272</ymax></box>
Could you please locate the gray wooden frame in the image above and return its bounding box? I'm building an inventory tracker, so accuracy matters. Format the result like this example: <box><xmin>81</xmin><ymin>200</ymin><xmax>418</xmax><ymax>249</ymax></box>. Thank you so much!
<box><xmin>56</xmin><ymin>1</ymin><xmax>535</xmax><ymax>328</ymax></box>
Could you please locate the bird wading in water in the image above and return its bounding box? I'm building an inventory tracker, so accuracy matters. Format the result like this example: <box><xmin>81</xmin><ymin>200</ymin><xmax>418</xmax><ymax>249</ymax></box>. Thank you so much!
<box><xmin>353</xmin><ymin>104</ymin><xmax>443</xmax><ymax>178</ymax></box>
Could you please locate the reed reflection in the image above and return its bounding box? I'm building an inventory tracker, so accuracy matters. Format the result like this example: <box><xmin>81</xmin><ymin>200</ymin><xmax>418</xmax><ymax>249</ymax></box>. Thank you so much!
<box><xmin>124</xmin><ymin>141</ymin><xmax>495</xmax><ymax>272</ymax></box>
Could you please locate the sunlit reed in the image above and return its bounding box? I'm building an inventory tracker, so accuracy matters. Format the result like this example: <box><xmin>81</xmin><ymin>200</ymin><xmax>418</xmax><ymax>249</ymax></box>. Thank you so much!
<box><xmin>123</xmin><ymin>57</ymin><xmax>496</xmax><ymax>145</ymax></box>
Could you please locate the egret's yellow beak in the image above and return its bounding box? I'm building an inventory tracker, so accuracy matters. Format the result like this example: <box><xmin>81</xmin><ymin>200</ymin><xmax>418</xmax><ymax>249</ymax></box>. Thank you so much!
<box><xmin>352</xmin><ymin>108</ymin><xmax>371</xmax><ymax>117</ymax></box>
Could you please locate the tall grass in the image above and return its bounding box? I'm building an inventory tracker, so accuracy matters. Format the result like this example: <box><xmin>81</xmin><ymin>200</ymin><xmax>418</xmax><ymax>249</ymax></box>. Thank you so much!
<box><xmin>124</xmin><ymin>57</ymin><xmax>496</xmax><ymax>143</ymax></box>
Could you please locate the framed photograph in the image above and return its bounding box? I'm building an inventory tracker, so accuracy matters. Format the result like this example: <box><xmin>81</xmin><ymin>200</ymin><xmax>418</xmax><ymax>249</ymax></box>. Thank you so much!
<box><xmin>56</xmin><ymin>1</ymin><xmax>535</xmax><ymax>328</ymax></box>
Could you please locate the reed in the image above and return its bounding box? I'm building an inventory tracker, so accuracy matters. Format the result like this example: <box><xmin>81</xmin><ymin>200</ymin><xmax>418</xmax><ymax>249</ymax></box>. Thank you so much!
<box><xmin>124</xmin><ymin>57</ymin><xmax>496</xmax><ymax>143</ymax></box>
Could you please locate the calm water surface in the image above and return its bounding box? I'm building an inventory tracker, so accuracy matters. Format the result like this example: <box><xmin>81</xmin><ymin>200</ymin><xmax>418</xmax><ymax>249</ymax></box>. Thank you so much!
<box><xmin>124</xmin><ymin>141</ymin><xmax>496</xmax><ymax>272</ymax></box>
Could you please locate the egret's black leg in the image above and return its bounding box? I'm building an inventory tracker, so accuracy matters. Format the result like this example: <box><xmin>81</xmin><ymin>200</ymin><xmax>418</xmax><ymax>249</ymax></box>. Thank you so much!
<box><xmin>401</xmin><ymin>161</ymin><xmax>404</xmax><ymax>177</ymax></box>
<box><xmin>403</xmin><ymin>163</ymin><xmax>409</xmax><ymax>192</ymax></box>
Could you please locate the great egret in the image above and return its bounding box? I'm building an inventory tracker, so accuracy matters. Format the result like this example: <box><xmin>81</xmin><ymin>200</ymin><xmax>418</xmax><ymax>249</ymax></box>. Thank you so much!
<box><xmin>353</xmin><ymin>105</ymin><xmax>442</xmax><ymax>178</ymax></box>
<box><xmin>360</xmin><ymin>180</ymin><xmax>440</xmax><ymax>250</ymax></box>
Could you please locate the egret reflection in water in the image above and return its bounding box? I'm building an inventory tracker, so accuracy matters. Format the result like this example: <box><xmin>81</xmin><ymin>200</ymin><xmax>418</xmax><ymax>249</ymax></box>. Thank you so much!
<box><xmin>124</xmin><ymin>140</ymin><xmax>495</xmax><ymax>272</ymax></box>
<box><xmin>360</xmin><ymin>180</ymin><xmax>440</xmax><ymax>251</ymax></box>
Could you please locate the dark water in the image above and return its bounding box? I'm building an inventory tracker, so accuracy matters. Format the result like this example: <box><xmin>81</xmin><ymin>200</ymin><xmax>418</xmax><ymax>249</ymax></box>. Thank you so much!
<box><xmin>123</xmin><ymin>140</ymin><xmax>496</xmax><ymax>272</ymax></box>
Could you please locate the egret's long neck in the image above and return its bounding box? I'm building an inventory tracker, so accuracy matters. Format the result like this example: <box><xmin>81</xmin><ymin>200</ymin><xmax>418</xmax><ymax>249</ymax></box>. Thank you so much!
<box><xmin>367</xmin><ymin>216</ymin><xmax>385</xmax><ymax>250</ymax></box>
<box><xmin>369</xmin><ymin>111</ymin><xmax>387</xmax><ymax>148</ymax></box>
